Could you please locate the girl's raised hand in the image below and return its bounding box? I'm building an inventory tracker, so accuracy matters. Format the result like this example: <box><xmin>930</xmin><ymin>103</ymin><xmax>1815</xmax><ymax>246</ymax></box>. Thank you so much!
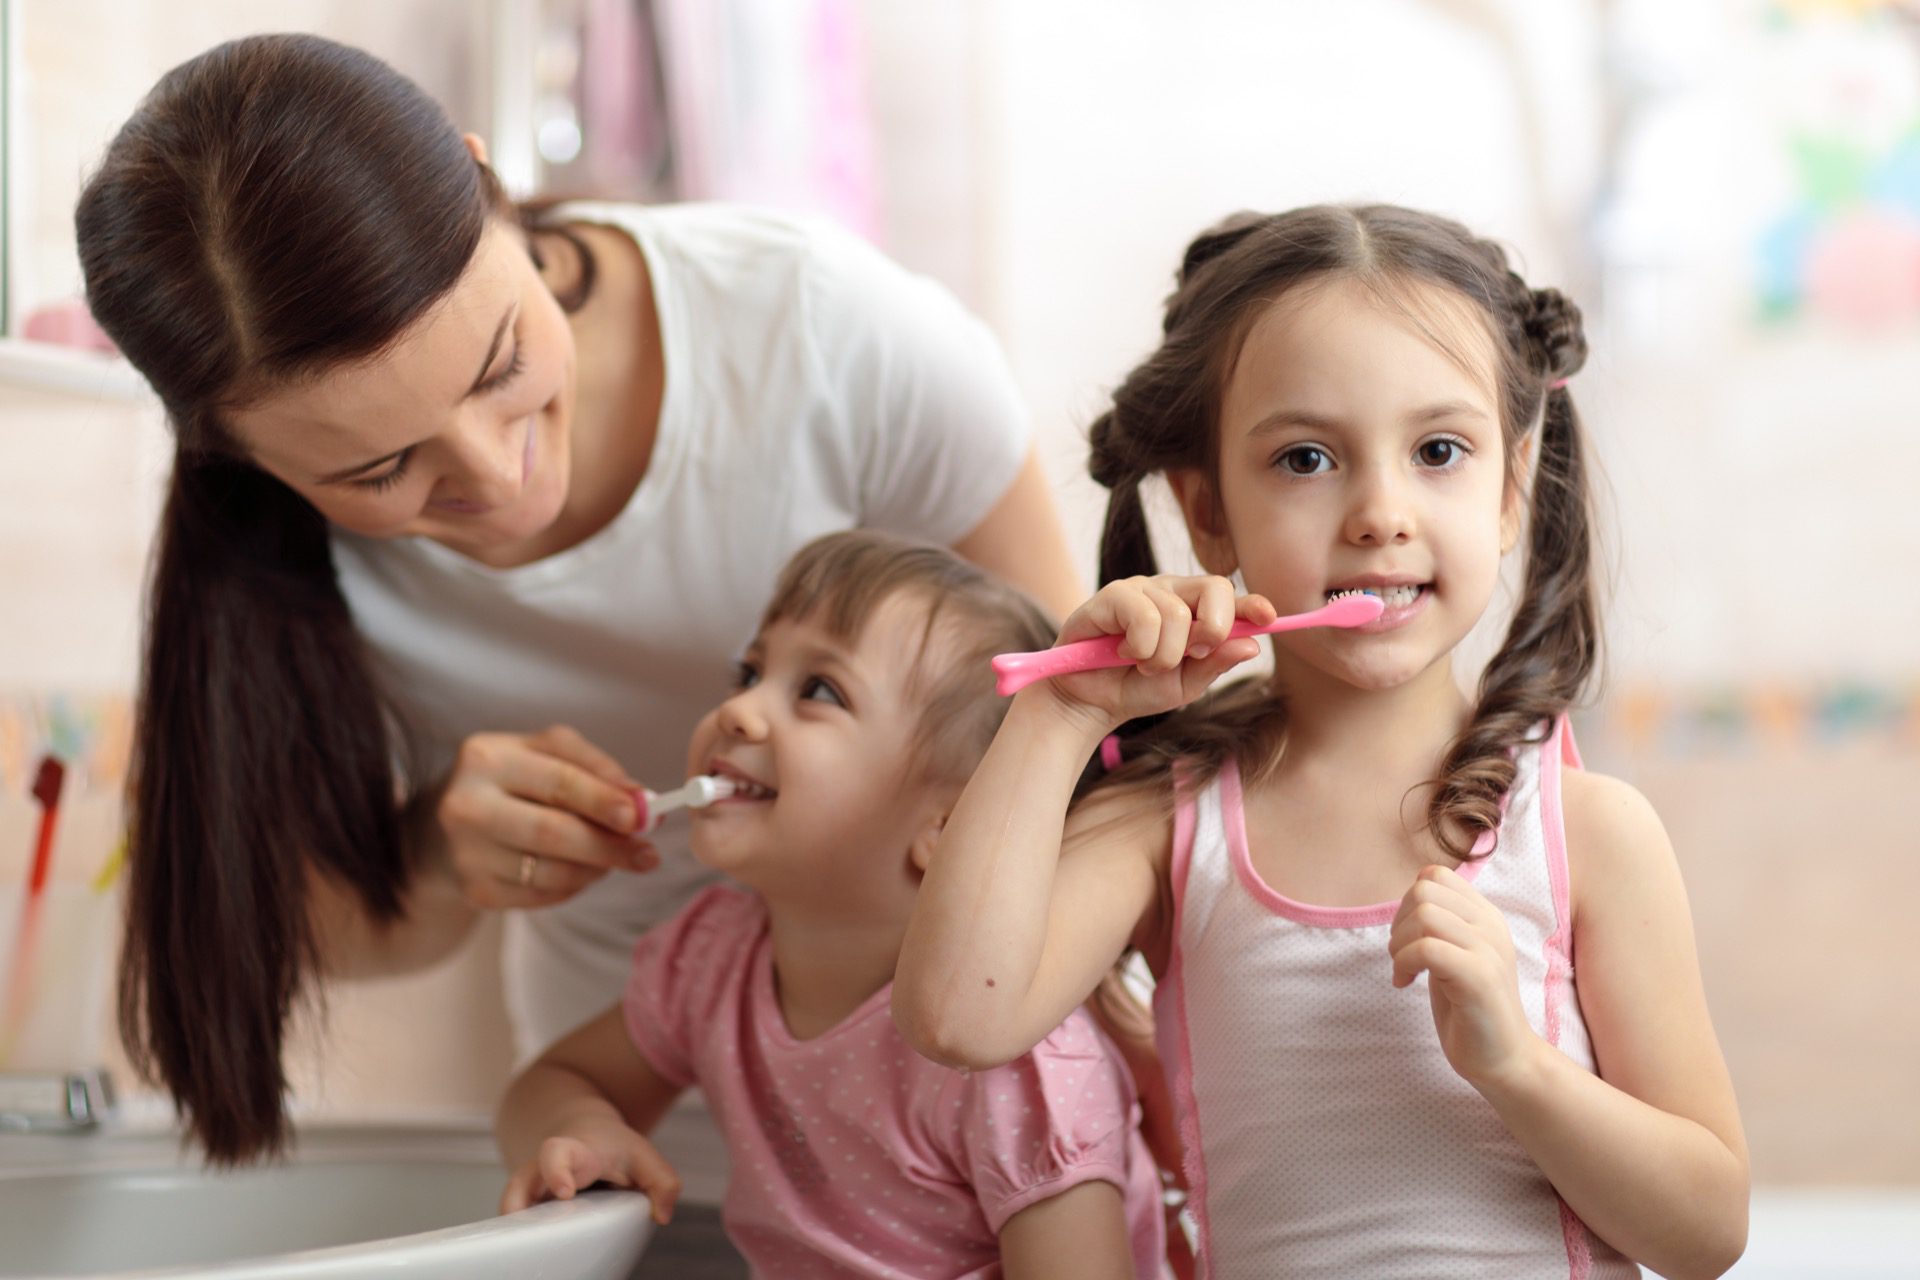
<box><xmin>436</xmin><ymin>725</ymin><xmax>658</xmax><ymax>911</ymax></box>
<box><xmin>1387</xmin><ymin>865</ymin><xmax>1541</xmax><ymax>1092</ymax></box>
<box><xmin>1032</xmin><ymin>574</ymin><xmax>1274</xmax><ymax>730</ymax></box>
<box><xmin>499</xmin><ymin>1124</ymin><xmax>682</xmax><ymax>1224</ymax></box>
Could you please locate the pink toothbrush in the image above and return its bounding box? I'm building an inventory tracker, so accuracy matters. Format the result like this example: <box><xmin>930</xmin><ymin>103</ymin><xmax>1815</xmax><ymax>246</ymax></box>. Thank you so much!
<box><xmin>991</xmin><ymin>593</ymin><xmax>1387</xmax><ymax>696</ymax></box>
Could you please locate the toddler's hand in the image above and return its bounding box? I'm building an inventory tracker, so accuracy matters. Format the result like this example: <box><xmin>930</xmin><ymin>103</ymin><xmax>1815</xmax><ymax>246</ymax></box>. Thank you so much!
<box><xmin>499</xmin><ymin>1126</ymin><xmax>682</xmax><ymax>1224</ymax></box>
<box><xmin>1034</xmin><ymin>574</ymin><xmax>1274</xmax><ymax>730</ymax></box>
<box><xmin>1387</xmin><ymin>865</ymin><xmax>1541</xmax><ymax>1091</ymax></box>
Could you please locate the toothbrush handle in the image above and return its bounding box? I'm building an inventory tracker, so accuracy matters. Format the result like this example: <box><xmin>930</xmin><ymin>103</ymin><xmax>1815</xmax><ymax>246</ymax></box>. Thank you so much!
<box><xmin>991</xmin><ymin>620</ymin><xmax>1271</xmax><ymax>697</ymax></box>
<box><xmin>631</xmin><ymin>787</ymin><xmax>662</xmax><ymax>837</ymax></box>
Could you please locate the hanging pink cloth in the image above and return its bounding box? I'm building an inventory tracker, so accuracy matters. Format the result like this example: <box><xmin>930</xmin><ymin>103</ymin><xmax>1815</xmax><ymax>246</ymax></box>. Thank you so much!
<box><xmin>580</xmin><ymin>0</ymin><xmax>670</xmax><ymax>194</ymax></box>
<box><xmin>650</xmin><ymin>0</ymin><xmax>879</xmax><ymax>239</ymax></box>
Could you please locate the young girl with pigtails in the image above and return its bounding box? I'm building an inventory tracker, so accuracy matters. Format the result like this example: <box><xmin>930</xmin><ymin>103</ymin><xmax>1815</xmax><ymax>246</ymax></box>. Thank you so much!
<box><xmin>896</xmin><ymin>205</ymin><xmax>1749</xmax><ymax>1277</ymax></box>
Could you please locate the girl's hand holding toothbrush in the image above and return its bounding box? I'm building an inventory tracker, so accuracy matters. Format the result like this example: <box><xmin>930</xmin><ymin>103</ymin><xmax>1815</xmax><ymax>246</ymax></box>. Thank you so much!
<box><xmin>1387</xmin><ymin>864</ymin><xmax>1541</xmax><ymax>1094</ymax></box>
<box><xmin>1025</xmin><ymin>574</ymin><xmax>1275</xmax><ymax>732</ymax></box>
<box><xmin>436</xmin><ymin>725</ymin><xmax>658</xmax><ymax>910</ymax></box>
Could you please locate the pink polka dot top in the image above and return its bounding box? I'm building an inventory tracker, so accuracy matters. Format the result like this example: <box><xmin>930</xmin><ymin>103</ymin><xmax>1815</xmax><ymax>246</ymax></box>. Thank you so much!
<box><xmin>625</xmin><ymin>885</ymin><xmax>1166</xmax><ymax>1277</ymax></box>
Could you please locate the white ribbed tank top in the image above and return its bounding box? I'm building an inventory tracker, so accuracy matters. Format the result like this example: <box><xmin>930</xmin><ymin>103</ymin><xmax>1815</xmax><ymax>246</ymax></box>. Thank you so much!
<box><xmin>1153</xmin><ymin>717</ymin><xmax>1639</xmax><ymax>1277</ymax></box>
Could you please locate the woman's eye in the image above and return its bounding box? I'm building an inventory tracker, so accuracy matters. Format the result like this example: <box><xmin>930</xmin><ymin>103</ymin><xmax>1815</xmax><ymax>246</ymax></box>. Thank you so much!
<box><xmin>801</xmin><ymin>676</ymin><xmax>846</xmax><ymax>708</ymax></box>
<box><xmin>1416</xmin><ymin>437</ymin><xmax>1468</xmax><ymax>468</ymax></box>
<box><xmin>732</xmin><ymin>660</ymin><xmax>761</xmax><ymax>691</ymax></box>
<box><xmin>1276</xmin><ymin>445</ymin><xmax>1331</xmax><ymax>476</ymax></box>
<box><xmin>477</xmin><ymin>345</ymin><xmax>525</xmax><ymax>395</ymax></box>
<box><xmin>351</xmin><ymin>449</ymin><xmax>413</xmax><ymax>491</ymax></box>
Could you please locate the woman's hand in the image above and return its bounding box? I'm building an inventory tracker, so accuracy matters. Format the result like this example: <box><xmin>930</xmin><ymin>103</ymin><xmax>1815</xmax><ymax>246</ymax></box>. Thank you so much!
<box><xmin>435</xmin><ymin>725</ymin><xmax>657</xmax><ymax>910</ymax></box>
<box><xmin>1387</xmin><ymin>864</ymin><xmax>1542</xmax><ymax>1091</ymax></box>
<box><xmin>499</xmin><ymin>1121</ymin><xmax>682</xmax><ymax>1224</ymax></box>
<box><xmin>1026</xmin><ymin>574</ymin><xmax>1273</xmax><ymax>734</ymax></box>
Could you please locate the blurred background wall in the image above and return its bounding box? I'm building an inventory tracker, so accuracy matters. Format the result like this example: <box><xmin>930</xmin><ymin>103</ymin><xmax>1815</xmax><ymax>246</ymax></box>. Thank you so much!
<box><xmin>1</xmin><ymin>0</ymin><xmax>1913</xmax><ymax>1243</ymax></box>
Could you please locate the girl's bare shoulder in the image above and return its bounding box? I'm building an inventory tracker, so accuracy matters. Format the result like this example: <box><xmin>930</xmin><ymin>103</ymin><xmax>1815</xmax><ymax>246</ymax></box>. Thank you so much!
<box><xmin>1558</xmin><ymin>767</ymin><xmax>1685</xmax><ymax>925</ymax></box>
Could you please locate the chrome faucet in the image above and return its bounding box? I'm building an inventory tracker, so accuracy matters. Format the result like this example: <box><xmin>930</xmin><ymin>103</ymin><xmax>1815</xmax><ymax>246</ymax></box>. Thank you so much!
<box><xmin>0</xmin><ymin>1068</ymin><xmax>115</xmax><ymax>1132</ymax></box>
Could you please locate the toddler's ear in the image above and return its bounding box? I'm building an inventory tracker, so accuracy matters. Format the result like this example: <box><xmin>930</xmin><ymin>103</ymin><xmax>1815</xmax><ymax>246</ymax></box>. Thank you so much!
<box><xmin>1168</xmin><ymin>468</ymin><xmax>1239</xmax><ymax>577</ymax></box>
<box><xmin>907</xmin><ymin>811</ymin><xmax>948</xmax><ymax>876</ymax></box>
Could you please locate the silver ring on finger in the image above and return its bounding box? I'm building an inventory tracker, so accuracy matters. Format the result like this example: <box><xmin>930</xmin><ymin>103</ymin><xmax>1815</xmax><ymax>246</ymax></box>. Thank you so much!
<box><xmin>517</xmin><ymin>853</ymin><xmax>538</xmax><ymax>888</ymax></box>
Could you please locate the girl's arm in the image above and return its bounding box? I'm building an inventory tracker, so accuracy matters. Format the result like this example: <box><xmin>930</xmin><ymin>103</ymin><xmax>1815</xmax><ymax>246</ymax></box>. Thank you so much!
<box><xmin>896</xmin><ymin>707</ymin><xmax>1167</xmax><ymax>1068</ymax></box>
<box><xmin>895</xmin><ymin>574</ymin><xmax>1269</xmax><ymax>1068</ymax></box>
<box><xmin>1390</xmin><ymin>771</ymin><xmax>1748</xmax><ymax>1279</ymax></box>
<box><xmin>494</xmin><ymin>1006</ymin><xmax>686</xmax><ymax>1222</ymax></box>
<box><xmin>998</xmin><ymin>1181</ymin><xmax>1139</xmax><ymax>1280</ymax></box>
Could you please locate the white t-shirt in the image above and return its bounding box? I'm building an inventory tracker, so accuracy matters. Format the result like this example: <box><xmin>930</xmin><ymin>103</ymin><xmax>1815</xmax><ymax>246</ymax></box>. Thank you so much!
<box><xmin>332</xmin><ymin>203</ymin><xmax>1030</xmax><ymax>1059</ymax></box>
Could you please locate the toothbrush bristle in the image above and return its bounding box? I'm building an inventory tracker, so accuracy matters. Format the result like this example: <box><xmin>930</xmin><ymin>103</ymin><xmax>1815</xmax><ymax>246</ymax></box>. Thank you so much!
<box><xmin>1325</xmin><ymin>593</ymin><xmax>1386</xmax><ymax>624</ymax></box>
<box><xmin>694</xmin><ymin>774</ymin><xmax>737</xmax><ymax>805</ymax></box>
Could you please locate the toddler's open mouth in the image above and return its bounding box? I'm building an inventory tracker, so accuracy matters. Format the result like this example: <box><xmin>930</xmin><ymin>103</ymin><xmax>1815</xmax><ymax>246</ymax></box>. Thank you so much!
<box><xmin>707</xmin><ymin>760</ymin><xmax>778</xmax><ymax>801</ymax></box>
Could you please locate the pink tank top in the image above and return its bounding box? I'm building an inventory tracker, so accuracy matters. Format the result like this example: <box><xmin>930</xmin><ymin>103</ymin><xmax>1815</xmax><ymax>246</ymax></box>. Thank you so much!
<box><xmin>1153</xmin><ymin>717</ymin><xmax>1639</xmax><ymax>1277</ymax></box>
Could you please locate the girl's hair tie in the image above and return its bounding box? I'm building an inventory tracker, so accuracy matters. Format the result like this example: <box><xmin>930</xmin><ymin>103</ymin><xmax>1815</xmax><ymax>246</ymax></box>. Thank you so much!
<box><xmin>1098</xmin><ymin>734</ymin><xmax>1124</xmax><ymax>772</ymax></box>
<box><xmin>1549</xmin><ymin>377</ymin><xmax>1570</xmax><ymax>390</ymax></box>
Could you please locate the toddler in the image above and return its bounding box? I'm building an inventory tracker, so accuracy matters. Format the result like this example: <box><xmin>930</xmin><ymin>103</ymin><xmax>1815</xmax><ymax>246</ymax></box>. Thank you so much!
<box><xmin>497</xmin><ymin>530</ymin><xmax>1166</xmax><ymax>1278</ymax></box>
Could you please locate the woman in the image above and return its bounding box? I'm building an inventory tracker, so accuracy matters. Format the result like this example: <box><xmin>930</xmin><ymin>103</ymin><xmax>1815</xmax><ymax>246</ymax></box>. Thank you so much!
<box><xmin>79</xmin><ymin>32</ymin><xmax>1082</xmax><ymax>1164</ymax></box>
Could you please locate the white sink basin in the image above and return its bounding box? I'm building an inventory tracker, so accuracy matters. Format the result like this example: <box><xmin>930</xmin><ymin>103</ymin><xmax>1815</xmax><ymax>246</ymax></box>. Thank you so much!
<box><xmin>0</xmin><ymin>1119</ymin><xmax>653</xmax><ymax>1279</ymax></box>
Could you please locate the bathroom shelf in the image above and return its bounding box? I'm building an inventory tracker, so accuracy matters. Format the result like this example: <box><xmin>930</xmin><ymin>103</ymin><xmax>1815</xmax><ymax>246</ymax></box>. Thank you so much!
<box><xmin>0</xmin><ymin>336</ymin><xmax>150</xmax><ymax>403</ymax></box>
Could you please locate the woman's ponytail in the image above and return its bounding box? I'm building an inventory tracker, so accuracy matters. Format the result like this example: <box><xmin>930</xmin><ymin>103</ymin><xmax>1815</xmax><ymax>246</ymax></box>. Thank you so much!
<box><xmin>121</xmin><ymin>456</ymin><xmax>408</xmax><ymax>1163</ymax></box>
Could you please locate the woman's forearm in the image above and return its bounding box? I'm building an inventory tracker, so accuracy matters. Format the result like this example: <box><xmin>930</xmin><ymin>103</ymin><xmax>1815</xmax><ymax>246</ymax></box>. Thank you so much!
<box><xmin>1483</xmin><ymin>1041</ymin><xmax>1749</xmax><ymax>1279</ymax></box>
<box><xmin>308</xmin><ymin>793</ymin><xmax>479</xmax><ymax>978</ymax></box>
<box><xmin>308</xmin><ymin>865</ymin><xmax>480</xmax><ymax>978</ymax></box>
<box><xmin>950</xmin><ymin>446</ymin><xmax>1087</xmax><ymax>621</ymax></box>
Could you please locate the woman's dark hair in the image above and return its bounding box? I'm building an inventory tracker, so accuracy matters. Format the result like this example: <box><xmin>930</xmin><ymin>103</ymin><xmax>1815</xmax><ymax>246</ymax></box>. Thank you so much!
<box><xmin>1087</xmin><ymin>204</ymin><xmax>1596</xmax><ymax>857</ymax></box>
<box><xmin>76</xmin><ymin>33</ymin><xmax>593</xmax><ymax>1164</ymax></box>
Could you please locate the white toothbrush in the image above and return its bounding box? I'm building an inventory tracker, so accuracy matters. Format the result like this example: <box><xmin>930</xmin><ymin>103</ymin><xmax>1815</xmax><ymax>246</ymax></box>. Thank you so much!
<box><xmin>633</xmin><ymin>775</ymin><xmax>737</xmax><ymax>835</ymax></box>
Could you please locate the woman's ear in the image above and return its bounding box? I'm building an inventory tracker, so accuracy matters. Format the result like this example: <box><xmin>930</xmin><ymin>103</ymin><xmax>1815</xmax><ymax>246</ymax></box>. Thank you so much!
<box><xmin>1168</xmin><ymin>468</ymin><xmax>1239</xmax><ymax>576</ymax></box>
